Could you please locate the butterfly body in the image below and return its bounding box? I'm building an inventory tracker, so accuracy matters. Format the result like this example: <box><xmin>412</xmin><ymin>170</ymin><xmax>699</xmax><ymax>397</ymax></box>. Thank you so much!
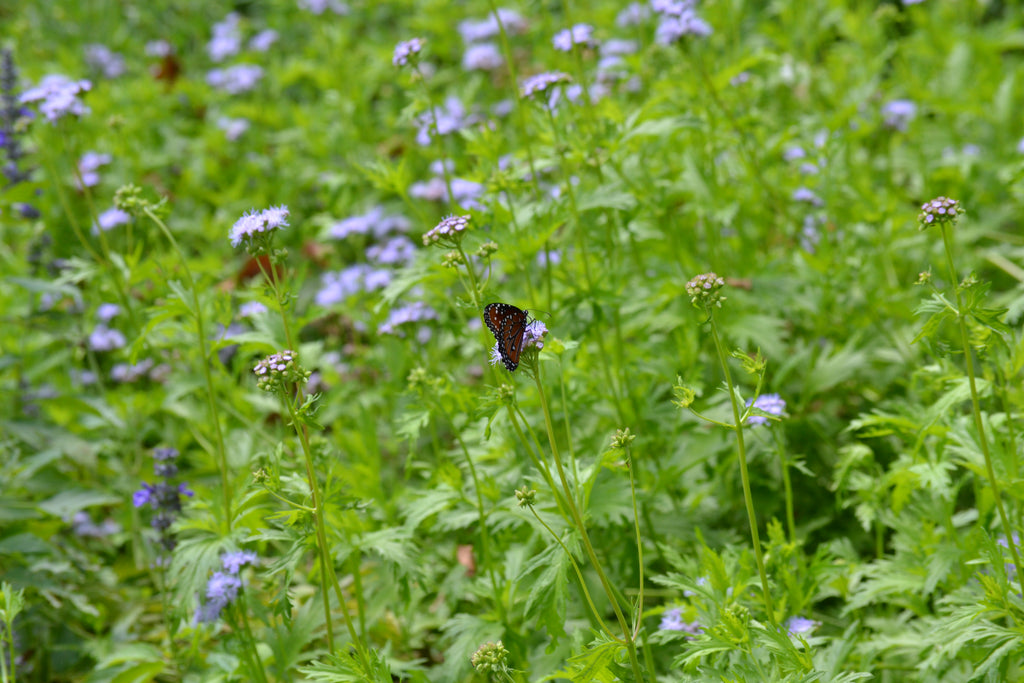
<box><xmin>483</xmin><ymin>302</ymin><xmax>529</xmax><ymax>371</ymax></box>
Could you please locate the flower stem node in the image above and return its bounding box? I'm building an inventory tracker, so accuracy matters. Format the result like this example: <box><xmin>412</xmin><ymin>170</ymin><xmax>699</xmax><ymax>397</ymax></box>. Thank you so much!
<box><xmin>114</xmin><ymin>184</ymin><xmax>167</xmax><ymax>218</ymax></box>
<box><xmin>442</xmin><ymin>250</ymin><xmax>464</xmax><ymax>268</ymax></box>
<box><xmin>610</xmin><ymin>428</ymin><xmax>635</xmax><ymax>449</ymax></box>
<box><xmin>497</xmin><ymin>383</ymin><xmax>516</xmax><ymax>405</ymax></box>
<box><xmin>471</xmin><ymin>640</ymin><xmax>510</xmax><ymax>674</ymax></box>
<box><xmin>918</xmin><ymin>196</ymin><xmax>963</xmax><ymax>230</ymax></box>
<box><xmin>476</xmin><ymin>240</ymin><xmax>498</xmax><ymax>258</ymax></box>
<box><xmin>253</xmin><ymin>350</ymin><xmax>309</xmax><ymax>393</ymax></box>
<box><xmin>671</xmin><ymin>377</ymin><xmax>696</xmax><ymax>409</ymax></box>
<box><xmin>686</xmin><ymin>272</ymin><xmax>727</xmax><ymax>311</ymax></box>
<box><xmin>916</xmin><ymin>270</ymin><xmax>932</xmax><ymax>286</ymax></box>
<box><xmin>515</xmin><ymin>485</ymin><xmax>537</xmax><ymax>508</ymax></box>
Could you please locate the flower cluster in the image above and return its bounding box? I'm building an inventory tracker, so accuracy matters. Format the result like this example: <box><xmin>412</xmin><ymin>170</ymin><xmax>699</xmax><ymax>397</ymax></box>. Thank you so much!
<box><xmin>84</xmin><ymin>44</ymin><xmax>125</xmax><ymax>79</ymax></box>
<box><xmin>458</xmin><ymin>8</ymin><xmax>527</xmax><ymax>43</ymax></box>
<box><xmin>206</xmin><ymin>64</ymin><xmax>264</xmax><ymax>94</ymax></box>
<box><xmin>685</xmin><ymin>272</ymin><xmax>726</xmax><ymax>309</ymax></box>
<box><xmin>20</xmin><ymin>74</ymin><xmax>92</xmax><ymax>122</ymax></box>
<box><xmin>76</xmin><ymin>151</ymin><xmax>111</xmax><ymax>188</ymax></box>
<box><xmin>423</xmin><ymin>214</ymin><xmax>471</xmax><ymax>247</ymax></box>
<box><xmin>786</xmin><ymin>615</ymin><xmax>820</xmax><ymax>636</ymax></box>
<box><xmin>229</xmin><ymin>205</ymin><xmax>289</xmax><ymax>250</ymax></box>
<box><xmin>470</xmin><ymin>640</ymin><xmax>510</xmax><ymax>674</ymax></box>
<box><xmin>377</xmin><ymin>301</ymin><xmax>438</xmax><ymax>339</ymax></box>
<box><xmin>653</xmin><ymin>1</ymin><xmax>713</xmax><ymax>44</ymax></box>
<box><xmin>133</xmin><ymin>447</ymin><xmax>194</xmax><ymax>552</ymax></box>
<box><xmin>1</xmin><ymin>49</ymin><xmax>31</xmax><ymax>188</ymax></box>
<box><xmin>92</xmin><ymin>207</ymin><xmax>130</xmax><ymax>234</ymax></box>
<box><xmin>316</xmin><ymin>264</ymin><xmax>393</xmax><ymax>306</ymax></box>
<box><xmin>409</xmin><ymin>169</ymin><xmax>484</xmax><ymax>208</ymax></box>
<box><xmin>660</xmin><ymin>607</ymin><xmax>703</xmax><ymax>635</ymax></box>
<box><xmin>208</xmin><ymin>12</ymin><xmax>242</xmax><ymax>61</ymax></box>
<box><xmin>329</xmin><ymin>205</ymin><xmax>410</xmax><ymax>240</ymax></box>
<box><xmin>393</xmin><ymin>38</ymin><xmax>424</xmax><ymax>67</ymax></box>
<box><xmin>196</xmin><ymin>551</ymin><xmax>259</xmax><ymax>623</ymax></box>
<box><xmin>553</xmin><ymin>23</ymin><xmax>596</xmax><ymax>52</ymax></box>
<box><xmin>746</xmin><ymin>393</ymin><xmax>786</xmax><ymax>426</ymax></box>
<box><xmin>520</xmin><ymin>71</ymin><xmax>570</xmax><ymax>99</ymax></box>
<box><xmin>216</xmin><ymin>116</ymin><xmax>249</xmax><ymax>141</ymax></box>
<box><xmin>253</xmin><ymin>350</ymin><xmax>310</xmax><ymax>393</ymax></box>
<box><xmin>882</xmin><ymin>99</ymin><xmax>916</xmax><ymax>131</ymax></box>
<box><xmin>917</xmin><ymin>196</ymin><xmax>963</xmax><ymax>229</ymax></box>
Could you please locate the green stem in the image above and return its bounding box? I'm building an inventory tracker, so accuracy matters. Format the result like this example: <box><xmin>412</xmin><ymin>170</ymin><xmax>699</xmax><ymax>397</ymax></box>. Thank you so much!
<box><xmin>707</xmin><ymin>319</ymin><xmax>776</xmax><ymax>624</ymax></box>
<box><xmin>236</xmin><ymin>594</ymin><xmax>270</xmax><ymax>683</ymax></box>
<box><xmin>772</xmin><ymin>431</ymin><xmax>796</xmax><ymax>545</ymax></box>
<box><xmin>145</xmin><ymin>207</ymin><xmax>232</xmax><ymax>531</ymax></box>
<box><xmin>531</xmin><ymin>365</ymin><xmax>645</xmax><ymax>681</ymax></box>
<box><xmin>939</xmin><ymin>225</ymin><xmax>1023</xmax><ymax>579</ymax></box>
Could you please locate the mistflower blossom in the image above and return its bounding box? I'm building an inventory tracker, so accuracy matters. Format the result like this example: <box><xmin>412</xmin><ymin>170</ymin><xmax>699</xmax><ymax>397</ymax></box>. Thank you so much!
<box><xmin>783</xmin><ymin>146</ymin><xmax>806</xmax><ymax>161</ymax></box>
<box><xmin>489</xmin><ymin>320</ymin><xmax>547</xmax><ymax>369</ymax></box>
<box><xmin>206</xmin><ymin>64</ymin><xmax>263</xmax><ymax>94</ymax></box>
<box><xmin>71</xmin><ymin>511</ymin><xmax>121</xmax><ymax>538</ymax></box>
<box><xmin>520</xmin><ymin>71</ymin><xmax>570</xmax><ymax>99</ymax></box>
<box><xmin>730</xmin><ymin>71</ymin><xmax>751</xmax><ymax>86</ymax></box>
<box><xmin>92</xmin><ymin>207</ymin><xmax>131</xmax><ymax>234</ymax></box>
<box><xmin>997</xmin><ymin>533</ymin><xmax>1020</xmax><ymax>576</ymax></box>
<box><xmin>462</xmin><ymin>43</ymin><xmax>503</xmax><ymax>71</ymax></box>
<box><xmin>315</xmin><ymin>265</ymin><xmax>392</xmax><ymax>306</ymax></box>
<box><xmin>882</xmin><ymin>99</ymin><xmax>916</xmax><ymax>131</ymax></box>
<box><xmin>253</xmin><ymin>350</ymin><xmax>309</xmax><ymax>392</ymax></box>
<box><xmin>416</xmin><ymin>96</ymin><xmax>471</xmax><ymax>146</ymax></box>
<box><xmin>20</xmin><ymin>74</ymin><xmax>92</xmax><ymax>122</ymax></box>
<box><xmin>249</xmin><ymin>29</ymin><xmax>279</xmax><ymax>52</ymax></box>
<box><xmin>298</xmin><ymin>0</ymin><xmax>350</xmax><ymax>15</ymax></box>
<box><xmin>792</xmin><ymin>187</ymin><xmax>823</xmax><ymax>207</ymax></box>
<box><xmin>76</xmin><ymin>151</ymin><xmax>112</xmax><ymax>188</ymax></box>
<box><xmin>553</xmin><ymin>24</ymin><xmax>596</xmax><ymax>52</ymax></box>
<box><xmin>221</xmin><ymin>550</ymin><xmax>259</xmax><ymax>574</ymax></box>
<box><xmin>801</xmin><ymin>214</ymin><xmax>823</xmax><ymax>252</ymax></box>
<box><xmin>536</xmin><ymin>249</ymin><xmax>562</xmax><ymax>267</ymax></box>
<box><xmin>616</xmin><ymin>2</ymin><xmax>651</xmax><ymax>26</ymax></box>
<box><xmin>682</xmin><ymin>575</ymin><xmax>708</xmax><ymax>597</ymax></box>
<box><xmin>660</xmin><ymin>608</ymin><xmax>703</xmax><ymax>634</ymax></box>
<box><xmin>685</xmin><ymin>272</ymin><xmax>726</xmax><ymax>309</ymax></box>
<box><xmin>84</xmin><ymin>44</ymin><xmax>126</xmax><ymax>78</ymax></box>
<box><xmin>393</xmin><ymin>38</ymin><xmax>425</xmax><ymax>67</ymax></box>
<box><xmin>655</xmin><ymin>11</ymin><xmax>712</xmax><ymax>44</ymax></box>
<box><xmin>145</xmin><ymin>40</ymin><xmax>173</xmax><ymax>57</ymax></box>
<box><xmin>1017</xmin><ymin>137</ymin><xmax>1024</xmax><ymax>155</ymax></box>
<box><xmin>917</xmin><ymin>196</ymin><xmax>963</xmax><ymax>229</ymax></box>
<box><xmin>378</xmin><ymin>302</ymin><xmax>438</xmax><ymax>337</ymax></box>
<box><xmin>88</xmin><ymin>324</ymin><xmax>126</xmax><ymax>352</ymax></box>
<box><xmin>652</xmin><ymin>0</ymin><xmax>696</xmax><ymax>13</ymax></box>
<box><xmin>229</xmin><ymin>205</ymin><xmax>289</xmax><ymax>248</ymax></box>
<box><xmin>111</xmin><ymin>359</ymin><xmax>156</xmax><ymax>383</ymax></box>
<box><xmin>196</xmin><ymin>571</ymin><xmax>242</xmax><ymax>623</ymax></box>
<box><xmin>216</xmin><ymin>116</ymin><xmax>250</xmax><ymax>141</ymax></box>
<box><xmin>458</xmin><ymin>9</ymin><xmax>528</xmax><ymax>43</ymax></box>
<box><xmin>238</xmin><ymin>301</ymin><xmax>267</xmax><ymax>318</ymax></box>
<box><xmin>423</xmin><ymin>214</ymin><xmax>471</xmax><ymax>246</ymax></box>
<box><xmin>329</xmin><ymin>206</ymin><xmax>410</xmax><ymax>240</ymax></box>
<box><xmin>746</xmin><ymin>393</ymin><xmax>786</xmax><ymax>426</ymax></box>
<box><xmin>786</xmin><ymin>616</ymin><xmax>821</xmax><ymax>635</ymax></box>
<box><xmin>366</xmin><ymin>235</ymin><xmax>417</xmax><ymax>265</ymax></box>
<box><xmin>134</xmin><ymin>447</ymin><xmax>193</xmax><ymax>552</ymax></box>
<box><xmin>96</xmin><ymin>303</ymin><xmax>121</xmax><ymax>321</ymax></box>
<box><xmin>207</xmin><ymin>13</ymin><xmax>242</xmax><ymax>62</ymax></box>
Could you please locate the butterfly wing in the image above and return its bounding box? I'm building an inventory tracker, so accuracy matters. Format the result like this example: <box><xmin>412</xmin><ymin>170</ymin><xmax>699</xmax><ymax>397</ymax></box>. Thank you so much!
<box><xmin>483</xmin><ymin>302</ymin><xmax>529</xmax><ymax>371</ymax></box>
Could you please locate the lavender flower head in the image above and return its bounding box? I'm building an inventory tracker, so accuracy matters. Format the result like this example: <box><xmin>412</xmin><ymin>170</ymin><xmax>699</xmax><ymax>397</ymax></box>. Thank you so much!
<box><xmin>917</xmin><ymin>196</ymin><xmax>963</xmax><ymax>229</ymax></box>
<box><xmin>76</xmin><ymin>151</ymin><xmax>111</xmax><ymax>188</ymax></box>
<box><xmin>659</xmin><ymin>607</ymin><xmax>703</xmax><ymax>635</ymax></box>
<box><xmin>133</xmin><ymin>447</ymin><xmax>194</xmax><ymax>552</ymax></box>
<box><xmin>786</xmin><ymin>616</ymin><xmax>820</xmax><ymax>636</ymax></box>
<box><xmin>20</xmin><ymin>74</ymin><xmax>92</xmax><ymax>122</ymax></box>
<box><xmin>249</xmin><ymin>29</ymin><xmax>279</xmax><ymax>52</ymax></box>
<box><xmin>655</xmin><ymin>11</ymin><xmax>713</xmax><ymax>44</ymax></box>
<box><xmin>298</xmin><ymin>0</ymin><xmax>351</xmax><ymax>15</ymax></box>
<box><xmin>92</xmin><ymin>207</ymin><xmax>131</xmax><ymax>235</ymax></box>
<box><xmin>462</xmin><ymin>43</ymin><xmax>504</xmax><ymax>71</ymax></box>
<box><xmin>206</xmin><ymin>64</ymin><xmax>263</xmax><ymax>94</ymax></box>
<box><xmin>746</xmin><ymin>393</ymin><xmax>786</xmax><ymax>426</ymax></box>
<box><xmin>423</xmin><ymin>214</ymin><xmax>471</xmax><ymax>246</ymax></box>
<box><xmin>229</xmin><ymin>205</ymin><xmax>289</xmax><ymax>249</ymax></box>
<box><xmin>520</xmin><ymin>72</ymin><xmax>570</xmax><ymax>99</ymax></box>
<box><xmin>393</xmin><ymin>38</ymin><xmax>425</xmax><ymax>67</ymax></box>
<box><xmin>84</xmin><ymin>44</ymin><xmax>126</xmax><ymax>78</ymax></box>
<box><xmin>882</xmin><ymin>99</ymin><xmax>916</xmax><ymax>131</ymax></box>
<box><xmin>216</xmin><ymin>116</ymin><xmax>250</xmax><ymax>141</ymax></box>
<box><xmin>207</xmin><ymin>13</ymin><xmax>242</xmax><ymax>62</ymax></box>
<box><xmin>553</xmin><ymin>24</ymin><xmax>596</xmax><ymax>52</ymax></box>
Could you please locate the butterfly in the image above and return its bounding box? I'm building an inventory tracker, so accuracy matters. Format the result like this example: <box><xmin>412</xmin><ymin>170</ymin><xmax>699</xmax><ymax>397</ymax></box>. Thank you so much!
<box><xmin>483</xmin><ymin>302</ymin><xmax>529</xmax><ymax>371</ymax></box>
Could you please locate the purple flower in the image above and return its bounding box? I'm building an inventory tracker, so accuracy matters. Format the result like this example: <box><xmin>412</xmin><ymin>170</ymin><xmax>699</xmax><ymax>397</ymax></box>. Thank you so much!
<box><xmin>786</xmin><ymin>616</ymin><xmax>820</xmax><ymax>635</ymax></box>
<box><xmin>249</xmin><ymin>29</ymin><xmax>278</xmax><ymax>52</ymax></box>
<box><xmin>792</xmin><ymin>187</ymin><xmax>823</xmax><ymax>207</ymax></box>
<box><xmin>206</xmin><ymin>64</ymin><xmax>263</xmax><ymax>94</ymax></box>
<box><xmin>221</xmin><ymin>550</ymin><xmax>259</xmax><ymax>574</ymax></box>
<box><xmin>784</xmin><ymin>146</ymin><xmax>806</xmax><ymax>161</ymax></box>
<box><xmin>523</xmin><ymin>320</ymin><xmax>547</xmax><ymax>350</ymax></box>
<box><xmin>216</xmin><ymin>116</ymin><xmax>249</xmax><ymax>141</ymax></box>
<box><xmin>997</xmin><ymin>533</ymin><xmax>1020</xmax><ymax>576</ymax></box>
<box><xmin>423</xmin><ymin>214</ymin><xmax>471</xmax><ymax>245</ymax></box>
<box><xmin>393</xmin><ymin>38</ymin><xmax>425</xmax><ymax>67</ymax></box>
<box><xmin>93</xmin><ymin>207</ymin><xmax>130</xmax><ymax>234</ymax></box>
<box><xmin>1017</xmin><ymin>137</ymin><xmax>1024</xmax><ymax>155</ymax></box>
<box><xmin>133</xmin><ymin>484</ymin><xmax>155</xmax><ymax>508</ymax></box>
<box><xmin>71</xmin><ymin>511</ymin><xmax>121</xmax><ymax>538</ymax></box>
<box><xmin>196</xmin><ymin>571</ymin><xmax>242</xmax><ymax>623</ymax></box>
<box><xmin>366</xmin><ymin>236</ymin><xmax>417</xmax><ymax>265</ymax></box>
<box><xmin>659</xmin><ymin>608</ymin><xmax>703</xmax><ymax>634</ymax></box>
<box><xmin>746</xmin><ymin>393</ymin><xmax>786</xmax><ymax>426</ymax></box>
<box><xmin>20</xmin><ymin>74</ymin><xmax>92</xmax><ymax>122</ymax></box>
<box><xmin>462</xmin><ymin>43</ymin><xmax>503</xmax><ymax>71</ymax></box>
<box><xmin>415</xmin><ymin>96</ymin><xmax>472</xmax><ymax>146</ymax></box>
<box><xmin>458</xmin><ymin>9</ymin><xmax>527</xmax><ymax>43</ymax></box>
<box><xmin>111</xmin><ymin>359</ymin><xmax>155</xmax><ymax>383</ymax></box>
<box><xmin>229</xmin><ymin>205</ymin><xmax>289</xmax><ymax>247</ymax></box>
<box><xmin>656</xmin><ymin>12</ymin><xmax>712</xmax><ymax>44</ymax></box>
<box><xmin>520</xmin><ymin>72</ymin><xmax>570</xmax><ymax>99</ymax></box>
<box><xmin>96</xmin><ymin>303</ymin><xmax>121</xmax><ymax>321</ymax></box>
<box><xmin>616</xmin><ymin>2</ymin><xmax>651</xmax><ymax>26</ymax></box>
<box><xmin>238</xmin><ymin>301</ymin><xmax>267</xmax><ymax>318</ymax></box>
<box><xmin>329</xmin><ymin>206</ymin><xmax>410</xmax><ymax>240</ymax></box>
<box><xmin>145</xmin><ymin>40</ymin><xmax>173</xmax><ymax>57</ymax></box>
<box><xmin>882</xmin><ymin>99</ymin><xmax>916</xmax><ymax>131</ymax></box>
<box><xmin>84</xmin><ymin>44</ymin><xmax>125</xmax><ymax>78</ymax></box>
<box><xmin>134</xmin><ymin>448</ymin><xmax>192</xmax><ymax>551</ymax></box>
<box><xmin>553</xmin><ymin>24</ymin><xmax>596</xmax><ymax>52</ymax></box>
<box><xmin>88</xmin><ymin>324</ymin><xmax>126</xmax><ymax>351</ymax></box>
<box><xmin>378</xmin><ymin>302</ymin><xmax>438</xmax><ymax>336</ymax></box>
<box><xmin>207</xmin><ymin>13</ymin><xmax>242</xmax><ymax>62</ymax></box>
<box><xmin>298</xmin><ymin>0</ymin><xmax>350</xmax><ymax>15</ymax></box>
<box><xmin>76</xmin><ymin>151</ymin><xmax>111</xmax><ymax>188</ymax></box>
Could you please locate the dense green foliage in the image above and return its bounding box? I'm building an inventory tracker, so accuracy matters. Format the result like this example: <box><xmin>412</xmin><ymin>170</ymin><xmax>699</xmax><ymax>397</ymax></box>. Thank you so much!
<box><xmin>2</xmin><ymin>1</ymin><xmax>1024</xmax><ymax>681</ymax></box>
